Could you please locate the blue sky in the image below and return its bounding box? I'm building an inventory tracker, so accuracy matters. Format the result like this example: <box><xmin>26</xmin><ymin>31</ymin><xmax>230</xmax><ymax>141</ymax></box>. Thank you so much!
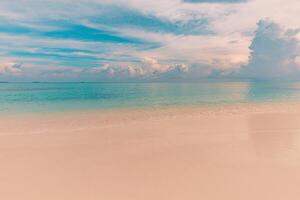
<box><xmin>0</xmin><ymin>0</ymin><xmax>299</xmax><ymax>81</ymax></box>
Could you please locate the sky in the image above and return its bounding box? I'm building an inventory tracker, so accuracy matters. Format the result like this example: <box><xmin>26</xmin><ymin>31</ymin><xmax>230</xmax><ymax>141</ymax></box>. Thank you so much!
<box><xmin>0</xmin><ymin>0</ymin><xmax>299</xmax><ymax>82</ymax></box>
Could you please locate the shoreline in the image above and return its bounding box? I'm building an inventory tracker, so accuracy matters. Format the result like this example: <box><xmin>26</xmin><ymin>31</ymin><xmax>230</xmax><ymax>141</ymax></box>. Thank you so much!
<box><xmin>2</xmin><ymin>96</ymin><xmax>300</xmax><ymax>116</ymax></box>
<box><xmin>2</xmin><ymin>100</ymin><xmax>300</xmax><ymax>121</ymax></box>
<box><xmin>2</xmin><ymin>101</ymin><xmax>300</xmax><ymax>136</ymax></box>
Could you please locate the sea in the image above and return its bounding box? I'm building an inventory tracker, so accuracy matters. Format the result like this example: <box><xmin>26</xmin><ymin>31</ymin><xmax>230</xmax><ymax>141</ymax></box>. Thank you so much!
<box><xmin>1</xmin><ymin>81</ymin><xmax>300</xmax><ymax>113</ymax></box>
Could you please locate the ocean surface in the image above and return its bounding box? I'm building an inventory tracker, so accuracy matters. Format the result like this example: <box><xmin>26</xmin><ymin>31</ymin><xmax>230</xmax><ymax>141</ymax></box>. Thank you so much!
<box><xmin>1</xmin><ymin>81</ymin><xmax>300</xmax><ymax>113</ymax></box>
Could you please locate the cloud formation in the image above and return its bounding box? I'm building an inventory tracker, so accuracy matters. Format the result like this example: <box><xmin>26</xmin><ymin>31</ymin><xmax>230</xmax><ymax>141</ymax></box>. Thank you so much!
<box><xmin>0</xmin><ymin>0</ymin><xmax>300</xmax><ymax>81</ymax></box>
<box><xmin>0</xmin><ymin>61</ymin><xmax>22</xmax><ymax>75</ymax></box>
<box><xmin>91</xmin><ymin>57</ymin><xmax>189</xmax><ymax>81</ymax></box>
<box><xmin>239</xmin><ymin>19</ymin><xmax>300</xmax><ymax>79</ymax></box>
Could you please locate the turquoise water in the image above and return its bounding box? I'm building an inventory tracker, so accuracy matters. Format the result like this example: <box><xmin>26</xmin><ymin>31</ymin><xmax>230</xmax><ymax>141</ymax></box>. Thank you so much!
<box><xmin>1</xmin><ymin>81</ymin><xmax>300</xmax><ymax>113</ymax></box>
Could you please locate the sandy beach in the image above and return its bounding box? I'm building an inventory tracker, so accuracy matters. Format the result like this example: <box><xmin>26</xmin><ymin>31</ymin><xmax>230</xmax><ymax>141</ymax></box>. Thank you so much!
<box><xmin>1</xmin><ymin>103</ymin><xmax>300</xmax><ymax>200</ymax></box>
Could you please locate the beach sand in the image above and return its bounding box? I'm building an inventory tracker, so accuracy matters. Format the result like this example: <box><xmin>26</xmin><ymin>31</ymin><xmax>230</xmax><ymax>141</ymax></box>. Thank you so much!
<box><xmin>1</xmin><ymin>103</ymin><xmax>300</xmax><ymax>200</ymax></box>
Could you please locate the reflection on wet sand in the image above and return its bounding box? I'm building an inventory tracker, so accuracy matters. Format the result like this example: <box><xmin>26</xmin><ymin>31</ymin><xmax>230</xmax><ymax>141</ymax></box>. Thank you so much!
<box><xmin>2</xmin><ymin>105</ymin><xmax>300</xmax><ymax>200</ymax></box>
<box><xmin>248</xmin><ymin>113</ymin><xmax>299</xmax><ymax>160</ymax></box>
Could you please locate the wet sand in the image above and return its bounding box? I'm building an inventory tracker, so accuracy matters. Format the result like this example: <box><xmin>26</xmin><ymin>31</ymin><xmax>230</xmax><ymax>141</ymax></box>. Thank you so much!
<box><xmin>1</xmin><ymin>103</ymin><xmax>300</xmax><ymax>200</ymax></box>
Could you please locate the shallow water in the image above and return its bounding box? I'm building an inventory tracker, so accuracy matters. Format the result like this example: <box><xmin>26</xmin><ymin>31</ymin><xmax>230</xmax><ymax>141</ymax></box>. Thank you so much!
<box><xmin>1</xmin><ymin>81</ymin><xmax>300</xmax><ymax>113</ymax></box>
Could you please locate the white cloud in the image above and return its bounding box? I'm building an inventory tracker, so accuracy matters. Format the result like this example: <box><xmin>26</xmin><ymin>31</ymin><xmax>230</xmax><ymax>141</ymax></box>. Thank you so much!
<box><xmin>96</xmin><ymin>64</ymin><xmax>146</xmax><ymax>77</ymax></box>
<box><xmin>94</xmin><ymin>57</ymin><xmax>189</xmax><ymax>79</ymax></box>
<box><xmin>239</xmin><ymin>19</ymin><xmax>300</xmax><ymax>79</ymax></box>
<box><xmin>0</xmin><ymin>61</ymin><xmax>22</xmax><ymax>75</ymax></box>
